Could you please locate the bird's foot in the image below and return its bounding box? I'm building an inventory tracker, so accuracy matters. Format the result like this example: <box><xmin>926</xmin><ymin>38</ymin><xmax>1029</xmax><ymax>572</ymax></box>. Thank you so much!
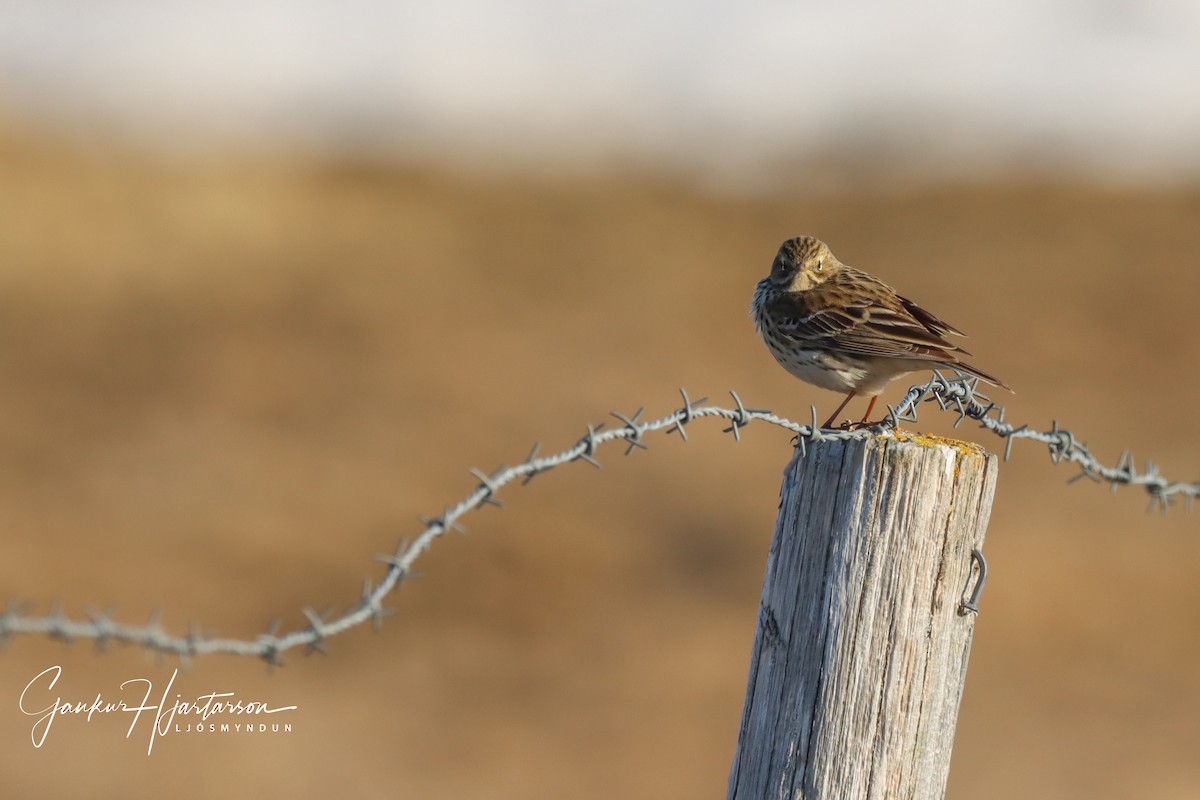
<box><xmin>842</xmin><ymin>418</ymin><xmax>891</xmax><ymax>431</ymax></box>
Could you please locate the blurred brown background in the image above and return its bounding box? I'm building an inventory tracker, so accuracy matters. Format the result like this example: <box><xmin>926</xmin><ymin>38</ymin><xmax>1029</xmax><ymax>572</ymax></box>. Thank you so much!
<box><xmin>0</xmin><ymin>119</ymin><xmax>1197</xmax><ymax>798</ymax></box>
<box><xmin>1</xmin><ymin>4</ymin><xmax>1200</xmax><ymax>793</ymax></box>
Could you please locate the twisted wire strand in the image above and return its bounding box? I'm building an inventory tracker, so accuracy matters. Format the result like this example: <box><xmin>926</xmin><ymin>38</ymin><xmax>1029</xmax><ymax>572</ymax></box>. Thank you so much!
<box><xmin>2</xmin><ymin>376</ymin><xmax>1195</xmax><ymax>662</ymax></box>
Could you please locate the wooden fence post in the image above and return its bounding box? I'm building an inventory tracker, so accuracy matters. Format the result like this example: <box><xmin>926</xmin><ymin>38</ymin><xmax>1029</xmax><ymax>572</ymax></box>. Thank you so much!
<box><xmin>726</xmin><ymin>433</ymin><xmax>998</xmax><ymax>800</ymax></box>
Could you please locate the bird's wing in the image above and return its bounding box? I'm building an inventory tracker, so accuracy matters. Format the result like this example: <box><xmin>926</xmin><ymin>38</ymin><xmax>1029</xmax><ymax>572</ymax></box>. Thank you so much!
<box><xmin>895</xmin><ymin>293</ymin><xmax>966</xmax><ymax>339</ymax></box>
<box><xmin>768</xmin><ymin>268</ymin><xmax>973</xmax><ymax>361</ymax></box>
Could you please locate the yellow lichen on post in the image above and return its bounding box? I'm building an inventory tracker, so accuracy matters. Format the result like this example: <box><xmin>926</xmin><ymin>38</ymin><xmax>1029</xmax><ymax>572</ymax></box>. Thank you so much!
<box><xmin>885</xmin><ymin>428</ymin><xmax>986</xmax><ymax>456</ymax></box>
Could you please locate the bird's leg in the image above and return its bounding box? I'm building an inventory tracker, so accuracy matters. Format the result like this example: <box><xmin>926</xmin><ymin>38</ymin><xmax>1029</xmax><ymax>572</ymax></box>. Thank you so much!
<box><xmin>859</xmin><ymin>395</ymin><xmax>878</xmax><ymax>424</ymax></box>
<box><xmin>822</xmin><ymin>391</ymin><xmax>856</xmax><ymax>429</ymax></box>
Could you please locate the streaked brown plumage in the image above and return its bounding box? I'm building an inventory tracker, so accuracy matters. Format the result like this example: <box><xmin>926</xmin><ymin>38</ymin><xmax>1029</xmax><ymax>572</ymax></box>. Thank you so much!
<box><xmin>751</xmin><ymin>236</ymin><xmax>1009</xmax><ymax>428</ymax></box>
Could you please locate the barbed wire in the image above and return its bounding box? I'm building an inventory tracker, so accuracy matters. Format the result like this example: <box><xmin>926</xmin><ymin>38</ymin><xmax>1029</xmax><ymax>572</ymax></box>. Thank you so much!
<box><xmin>885</xmin><ymin>371</ymin><xmax>1198</xmax><ymax>513</ymax></box>
<box><xmin>1</xmin><ymin>374</ymin><xmax>1195</xmax><ymax>663</ymax></box>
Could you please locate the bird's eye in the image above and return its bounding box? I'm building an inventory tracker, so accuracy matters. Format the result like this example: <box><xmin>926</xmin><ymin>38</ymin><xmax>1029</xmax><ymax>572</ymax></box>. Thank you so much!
<box><xmin>814</xmin><ymin>259</ymin><xmax>823</xmax><ymax>271</ymax></box>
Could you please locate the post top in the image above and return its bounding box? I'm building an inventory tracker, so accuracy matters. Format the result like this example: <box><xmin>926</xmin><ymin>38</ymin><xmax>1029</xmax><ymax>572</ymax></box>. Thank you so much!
<box><xmin>879</xmin><ymin>429</ymin><xmax>987</xmax><ymax>458</ymax></box>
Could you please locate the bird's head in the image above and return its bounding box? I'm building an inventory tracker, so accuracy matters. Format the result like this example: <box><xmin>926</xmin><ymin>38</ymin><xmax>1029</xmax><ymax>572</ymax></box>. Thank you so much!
<box><xmin>768</xmin><ymin>236</ymin><xmax>838</xmax><ymax>291</ymax></box>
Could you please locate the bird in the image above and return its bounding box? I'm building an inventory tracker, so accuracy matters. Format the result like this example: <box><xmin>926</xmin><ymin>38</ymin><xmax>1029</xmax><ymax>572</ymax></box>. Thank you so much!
<box><xmin>751</xmin><ymin>235</ymin><xmax>1009</xmax><ymax>429</ymax></box>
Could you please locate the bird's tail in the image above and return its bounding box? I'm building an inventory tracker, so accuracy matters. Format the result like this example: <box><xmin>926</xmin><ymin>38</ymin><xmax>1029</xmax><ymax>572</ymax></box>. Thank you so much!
<box><xmin>942</xmin><ymin>359</ymin><xmax>1012</xmax><ymax>392</ymax></box>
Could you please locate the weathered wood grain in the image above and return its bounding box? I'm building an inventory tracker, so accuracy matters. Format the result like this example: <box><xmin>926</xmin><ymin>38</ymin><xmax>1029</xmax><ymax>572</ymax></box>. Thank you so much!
<box><xmin>727</xmin><ymin>433</ymin><xmax>998</xmax><ymax>800</ymax></box>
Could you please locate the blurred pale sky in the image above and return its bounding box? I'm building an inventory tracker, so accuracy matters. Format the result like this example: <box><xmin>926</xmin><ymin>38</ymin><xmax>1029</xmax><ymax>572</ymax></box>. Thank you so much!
<box><xmin>2</xmin><ymin>0</ymin><xmax>1199</xmax><ymax>184</ymax></box>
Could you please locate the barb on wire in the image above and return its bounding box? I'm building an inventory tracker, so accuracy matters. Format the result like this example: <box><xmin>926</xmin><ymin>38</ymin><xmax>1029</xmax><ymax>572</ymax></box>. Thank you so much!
<box><xmin>1</xmin><ymin>378</ymin><xmax>1195</xmax><ymax>661</ymax></box>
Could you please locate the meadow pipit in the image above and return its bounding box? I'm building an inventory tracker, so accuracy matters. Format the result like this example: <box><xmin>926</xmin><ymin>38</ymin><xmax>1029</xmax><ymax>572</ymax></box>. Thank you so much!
<box><xmin>751</xmin><ymin>236</ymin><xmax>1009</xmax><ymax>428</ymax></box>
